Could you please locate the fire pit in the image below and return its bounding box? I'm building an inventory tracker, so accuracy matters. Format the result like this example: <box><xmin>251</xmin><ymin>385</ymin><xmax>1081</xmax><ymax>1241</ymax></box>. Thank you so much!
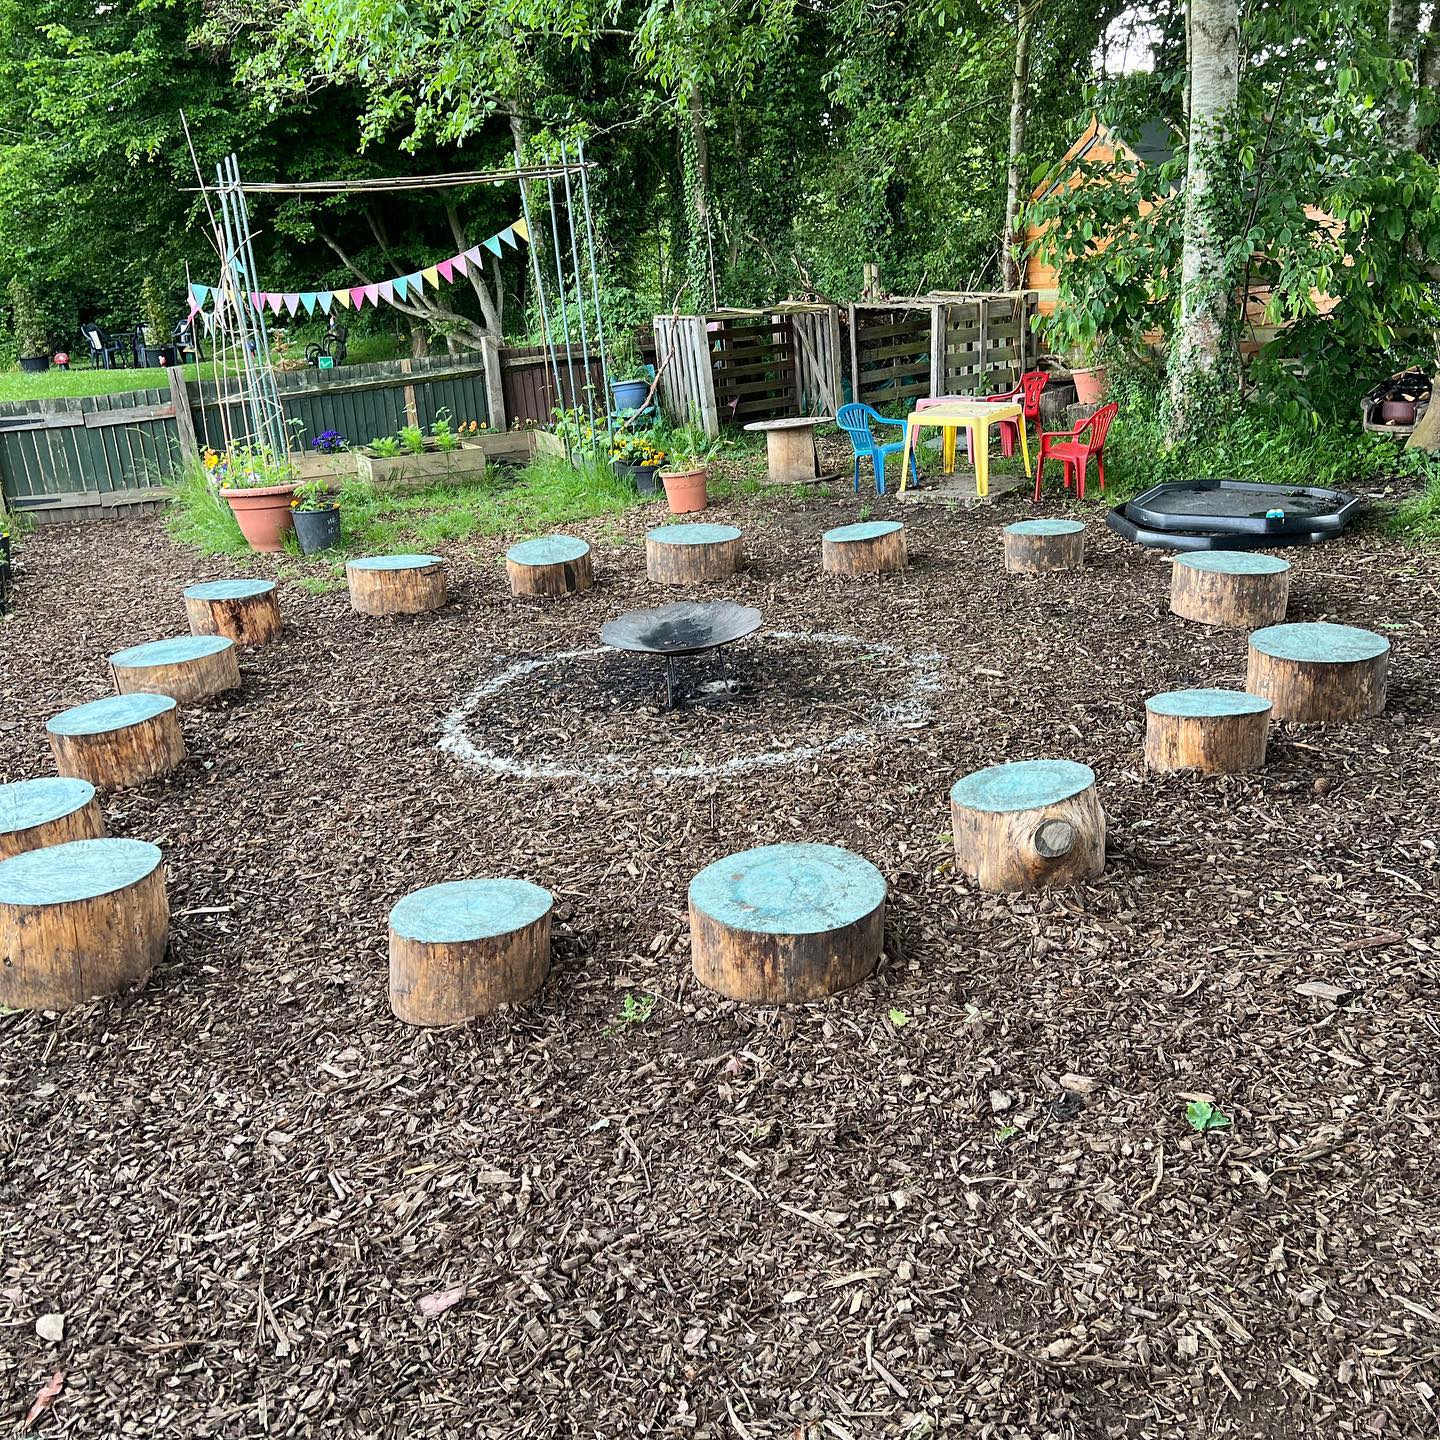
<box><xmin>600</xmin><ymin>600</ymin><xmax>762</xmax><ymax>708</ymax></box>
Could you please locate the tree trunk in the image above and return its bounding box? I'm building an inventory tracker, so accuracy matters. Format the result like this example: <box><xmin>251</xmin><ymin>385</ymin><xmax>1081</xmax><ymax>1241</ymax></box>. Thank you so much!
<box><xmin>683</xmin><ymin>85</ymin><xmax>716</xmax><ymax>309</ymax></box>
<box><xmin>1002</xmin><ymin>0</ymin><xmax>1041</xmax><ymax>290</ymax></box>
<box><xmin>1167</xmin><ymin>0</ymin><xmax>1240</xmax><ymax>441</ymax></box>
<box><xmin>1389</xmin><ymin>0</ymin><xmax>1426</xmax><ymax>150</ymax></box>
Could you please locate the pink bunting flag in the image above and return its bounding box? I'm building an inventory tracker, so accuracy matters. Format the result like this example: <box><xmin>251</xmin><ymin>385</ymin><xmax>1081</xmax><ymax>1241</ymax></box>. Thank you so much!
<box><xmin>463</xmin><ymin>245</ymin><xmax>484</xmax><ymax>268</ymax></box>
<box><xmin>437</xmin><ymin>259</ymin><xmax>455</xmax><ymax>284</ymax></box>
<box><xmin>349</xmin><ymin>286</ymin><xmax>367</xmax><ymax>310</ymax></box>
<box><xmin>267</xmin><ymin>293</ymin><xmax>284</xmax><ymax>315</ymax></box>
<box><xmin>451</xmin><ymin>251</ymin><xmax>469</xmax><ymax>277</ymax></box>
<box><xmin>249</xmin><ymin>291</ymin><xmax>263</xmax><ymax>311</ymax></box>
<box><xmin>364</xmin><ymin>283</ymin><xmax>381</xmax><ymax>307</ymax></box>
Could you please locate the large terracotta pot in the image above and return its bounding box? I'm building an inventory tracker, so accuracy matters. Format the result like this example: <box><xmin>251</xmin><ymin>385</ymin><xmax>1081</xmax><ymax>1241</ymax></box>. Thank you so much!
<box><xmin>1071</xmin><ymin>367</ymin><xmax>1108</xmax><ymax>404</ymax></box>
<box><xmin>223</xmin><ymin>484</ymin><xmax>297</xmax><ymax>552</ymax></box>
<box><xmin>661</xmin><ymin>466</ymin><xmax>708</xmax><ymax>514</ymax></box>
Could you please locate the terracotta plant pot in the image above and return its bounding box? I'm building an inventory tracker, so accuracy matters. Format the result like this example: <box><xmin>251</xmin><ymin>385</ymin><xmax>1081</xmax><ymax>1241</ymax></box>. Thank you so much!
<box><xmin>660</xmin><ymin>466</ymin><xmax>708</xmax><ymax>514</ymax></box>
<box><xmin>223</xmin><ymin>484</ymin><xmax>297</xmax><ymax>552</ymax></box>
<box><xmin>1072</xmin><ymin>367</ymin><xmax>1108</xmax><ymax>404</ymax></box>
<box><xmin>1380</xmin><ymin>399</ymin><xmax>1416</xmax><ymax>426</ymax></box>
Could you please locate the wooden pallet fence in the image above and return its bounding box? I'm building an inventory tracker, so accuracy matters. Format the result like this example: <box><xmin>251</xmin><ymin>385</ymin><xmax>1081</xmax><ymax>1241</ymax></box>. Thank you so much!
<box><xmin>848</xmin><ymin>305</ymin><xmax>933</xmax><ymax>411</ymax></box>
<box><xmin>653</xmin><ymin>315</ymin><xmax>720</xmax><ymax>436</ymax></box>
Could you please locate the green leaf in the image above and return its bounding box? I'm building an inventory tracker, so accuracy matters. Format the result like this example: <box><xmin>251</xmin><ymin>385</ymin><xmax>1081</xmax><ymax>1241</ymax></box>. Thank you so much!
<box><xmin>888</xmin><ymin>1007</ymin><xmax>910</xmax><ymax>1028</ymax></box>
<box><xmin>1185</xmin><ymin>1100</ymin><xmax>1232</xmax><ymax>1133</ymax></box>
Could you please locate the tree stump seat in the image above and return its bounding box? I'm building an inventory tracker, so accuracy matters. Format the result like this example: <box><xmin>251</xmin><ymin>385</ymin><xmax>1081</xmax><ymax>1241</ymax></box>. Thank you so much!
<box><xmin>346</xmin><ymin>554</ymin><xmax>448</xmax><ymax>615</ymax></box>
<box><xmin>645</xmin><ymin>524</ymin><xmax>743</xmax><ymax>585</ymax></box>
<box><xmin>1003</xmin><ymin>518</ymin><xmax>1085</xmax><ymax>573</ymax></box>
<box><xmin>109</xmin><ymin>635</ymin><xmax>240</xmax><ymax>705</ymax></box>
<box><xmin>0</xmin><ymin>777</ymin><xmax>106</xmax><ymax>859</ymax></box>
<box><xmin>1144</xmin><ymin>688</ymin><xmax>1272</xmax><ymax>773</ymax></box>
<box><xmin>389</xmin><ymin>877</ymin><xmax>553</xmax><ymax>1025</ymax></box>
<box><xmin>0</xmin><ymin>837</ymin><xmax>167</xmax><ymax>1010</ymax></box>
<box><xmin>951</xmin><ymin>759</ymin><xmax>1105</xmax><ymax>893</ymax></box>
<box><xmin>689</xmin><ymin>842</ymin><xmax>886</xmax><ymax>1003</ymax></box>
<box><xmin>505</xmin><ymin>535</ymin><xmax>594</xmax><ymax>598</ymax></box>
<box><xmin>47</xmin><ymin>693</ymin><xmax>185</xmax><ymax>790</ymax></box>
<box><xmin>822</xmin><ymin>520</ymin><xmax>908</xmax><ymax>575</ymax></box>
<box><xmin>1246</xmin><ymin>622</ymin><xmax>1390</xmax><ymax>720</ymax></box>
<box><xmin>1170</xmin><ymin>551</ymin><xmax>1290</xmax><ymax>628</ymax></box>
<box><xmin>184</xmin><ymin>578</ymin><xmax>282</xmax><ymax>646</ymax></box>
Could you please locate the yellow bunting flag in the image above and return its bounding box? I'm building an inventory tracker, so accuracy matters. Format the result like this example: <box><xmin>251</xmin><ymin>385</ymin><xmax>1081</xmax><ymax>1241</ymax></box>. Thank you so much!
<box><xmin>422</xmin><ymin>265</ymin><xmax>440</xmax><ymax>288</ymax></box>
<box><xmin>512</xmin><ymin>217</ymin><xmax>530</xmax><ymax>243</ymax></box>
<box><xmin>334</xmin><ymin>289</ymin><xmax>352</xmax><ymax>309</ymax></box>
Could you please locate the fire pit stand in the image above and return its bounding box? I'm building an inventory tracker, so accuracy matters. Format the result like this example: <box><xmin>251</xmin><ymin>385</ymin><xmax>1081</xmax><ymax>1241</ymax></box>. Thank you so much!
<box><xmin>600</xmin><ymin>600</ymin><xmax>762</xmax><ymax>709</ymax></box>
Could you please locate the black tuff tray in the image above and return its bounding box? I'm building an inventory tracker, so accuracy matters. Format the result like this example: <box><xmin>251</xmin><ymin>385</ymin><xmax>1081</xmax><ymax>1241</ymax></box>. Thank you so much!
<box><xmin>1105</xmin><ymin>507</ymin><xmax>1333</xmax><ymax>552</ymax></box>
<box><xmin>1122</xmin><ymin>479</ymin><xmax>1362</xmax><ymax>536</ymax></box>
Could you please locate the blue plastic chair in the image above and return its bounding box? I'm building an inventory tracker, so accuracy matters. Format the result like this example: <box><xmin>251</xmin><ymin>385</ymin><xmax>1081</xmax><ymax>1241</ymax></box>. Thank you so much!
<box><xmin>836</xmin><ymin>402</ymin><xmax>919</xmax><ymax>496</ymax></box>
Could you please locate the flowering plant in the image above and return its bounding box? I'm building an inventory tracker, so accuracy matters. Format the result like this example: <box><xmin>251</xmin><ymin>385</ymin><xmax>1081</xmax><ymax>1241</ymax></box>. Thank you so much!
<box><xmin>611</xmin><ymin>432</ymin><xmax>667</xmax><ymax>468</ymax></box>
<box><xmin>311</xmin><ymin>429</ymin><xmax>347</xmax><ymax>454</ymax></box>
<box><xmin>290</xmin><ymin>476</ymin><xmax>338</xmax><ymax>512</ymax></box>
<box><xmin>206</xmin><ymin>445</ymin><xmax>296</xmax><ymax>491</ymax></box>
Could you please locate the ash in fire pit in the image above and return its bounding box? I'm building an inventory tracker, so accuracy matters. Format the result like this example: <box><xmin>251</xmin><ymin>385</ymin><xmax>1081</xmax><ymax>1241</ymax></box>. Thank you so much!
<box><xmin>600</xmin><ymin>600</ymin><xmax>762</xmax><ymax>708</ymax></box>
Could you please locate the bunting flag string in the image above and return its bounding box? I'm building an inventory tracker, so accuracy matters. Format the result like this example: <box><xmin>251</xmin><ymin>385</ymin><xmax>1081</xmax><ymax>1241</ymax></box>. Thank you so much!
<box><xmin>190</xmin><ymin>218</ymin><xmax>528</xmax><ymax>323</ymax></box>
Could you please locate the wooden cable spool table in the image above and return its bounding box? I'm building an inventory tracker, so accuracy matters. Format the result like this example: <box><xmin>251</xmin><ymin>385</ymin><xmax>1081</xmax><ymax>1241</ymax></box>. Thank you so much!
<box><xmin>505</xmin><ymin>535</ymin><xmax>594</xmax><ymax>598</ymax></box>
<box><xmin>346</xmin><ymin>554</ymin><xmax>447</xmax><ymax>615</ymax></box>
<box><xmin>183</xmin><ymin>578</ymin><xmax>282</xmax><ymax>646</ymax></box>
<box><xmin>1170</xmin><ymin>551</ymin><xmax>1290</xmax><ymax>628</ymax></box>
<box><xmin>1003</xmin><ymin>518</ymin><xmax>1085</xmax><ymax>573</ymax></box>
<box><xmin>742</xmin><ymin>416</ymin><xmax>828</xmax><ymax>484</ymax></box>
<box><xmin>821</xmin><ymin>520</ymin><xmax>908</xmax><ymax>575</ymax></box>
<box><xmin>389</xmin><ymin>878</ymin><xmax>553</xmax><ymax>1025</ymax></box>
<box><xmin>1144</xmin><ymin>688</ymin><xmax>1272</xmax><ymax>773</ymax></box>
<box><xmin>47</xmin><ymin>693</ymin><xmax>185</xmax><ymax>790</ymax></box>
<box><xmin>645</xmin><ymin>523</ymin><xmax>743</xmax><ymax>585</ymax></box>
<box><xmin>109</xmin><ymin>635</ymin><xmax>240</xmax><ymax>705</ymax></box>
<box><xmin>0</xmin><ymin>777</ymin><xmax>107</xmax><ymax>859</ymax></box>
<box><xmin>1246</xmin><ymin>621</ymin><xmax>1390</xmax><ymax>720</ymax></box>
<box><xmin>950</xmin><ymin>759</ymin><xmax>1105</xmax><ymax>893</ymax></box>
<box><xmin>689</xmin><ymin>842</ymin><xmax>886</xmax><ymax>1003</ymax></box>
<box><xmin>0</xmin><ymin>837</ymin><xmax>167</xmax><ymax>1010</ymax></box>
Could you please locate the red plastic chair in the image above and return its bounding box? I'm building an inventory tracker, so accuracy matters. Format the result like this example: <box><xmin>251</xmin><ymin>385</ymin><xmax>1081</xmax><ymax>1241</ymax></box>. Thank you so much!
<box><xmin>985</xmin><ymin>370</ymin><xmax>1049</xmax><ymax>457</ymax></box>
<box><xmin>1034</xmin><ymin>401</ymin><xmax>1118</xmax><ymax>503</ymax></box>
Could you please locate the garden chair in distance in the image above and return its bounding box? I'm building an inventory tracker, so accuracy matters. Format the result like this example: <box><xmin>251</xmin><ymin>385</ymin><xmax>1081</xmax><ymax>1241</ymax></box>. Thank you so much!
<box><xmin>81</xmin><ymin>324</ymin><xmax>130</xmax><ymax>370</ymax></box>
<box><xmin>1034</xmin><ymin>401</ymin><xmax>1118</xmax><ymax>502</ymax></box>
<box><xmin>985</xmin><ymin>370</ymin><xmax>1049</xmax><ymax>458</ymax></box>
<box><xmin>837</xmin><ymin>402</ymin><xmax>920</xmax><ymax>496</ymax></box>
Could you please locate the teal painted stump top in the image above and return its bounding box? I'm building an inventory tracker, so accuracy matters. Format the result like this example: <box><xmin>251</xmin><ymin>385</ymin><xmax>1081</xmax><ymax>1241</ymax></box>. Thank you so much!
<box><xmin>1250</xmin><ymin>621</ymin><xmax>1389</xmax><ymax>664</ymax></box>
<box><xmin>1176</xmin><ymin>551</ymin><xmax>1290</xmax><ymax>576</ymax></box>
<box><xmin>506</xmin><ymin>535</ymin><xmax>590</xmax><ymax>566</ymax></box>
<box><xmin>347</xmin><ymin>554</ymin><xmax>443</xmax><ymax>571</ymax></box>
<box><xmin>0</xmin><ymin>777</ymin><xmax>97</xmax><ymax>835</ymax></box>
<box><xmin>689</xmin><ymin>843</ymin><xmax>885</xmax><ymax>936</ymax></box>
<box><xmin>1004</xmin><ymin>519</ymin><xmax>1085</xmax><ymax>537</ymax></box>
<box><xmin>390</xmin><ymin>878</ymin><xmax>553</xmax><ymax>945</ymax></box>
<box><xmin>183</xmin><ymin>578</ymin><xmax>276</xmax><ymax>601</ymax></box>
<box><xmin>47</xmin><ymin>693</ymin><xmax>177</xmax><ymax>737</ymax></box>
<box><xmin>951</xmin><ymin>759</ymin><xmax>1095</xmax><ymax>813</ymax></box>
<box><xmin>824</xmin><ymin>520</ymin><xmax>904</xmax><ymax>544</ymax></box>
<box><xmin>0</xmin><ymin>837</ymin><xmax>161</xmax><ymax>907</ymax></box>
<box><xmin>1146</xmin><ymin>687</ymin><xmax>1272</xmax><ymax>718</ymax></box>
<box><xmin>110</xmin><ymin>635</ymin><xmax>233</xmax><ymax>669</ymax></box>
<box><xmin>646</xmin><ymin>524</ymin><xmax>742</xmax><ymax>547</ymax></box>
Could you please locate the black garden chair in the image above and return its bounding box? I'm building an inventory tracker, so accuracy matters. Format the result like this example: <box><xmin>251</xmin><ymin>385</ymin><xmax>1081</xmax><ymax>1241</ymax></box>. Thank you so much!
<box><xmin>80</xmin><ymin>323</ymin><xmax>131</xmax><ymax>369</ymax></box>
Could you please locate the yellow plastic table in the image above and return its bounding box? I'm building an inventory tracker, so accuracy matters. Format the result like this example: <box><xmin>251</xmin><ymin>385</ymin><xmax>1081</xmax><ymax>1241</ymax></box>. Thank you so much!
<box><xmin>898</xmin><ymin>400</ymin><xmax>1031</xmax><ymax>497</ymax></box>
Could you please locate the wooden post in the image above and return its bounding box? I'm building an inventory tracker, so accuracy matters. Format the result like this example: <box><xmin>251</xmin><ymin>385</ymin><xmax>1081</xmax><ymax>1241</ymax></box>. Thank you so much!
<box><xmin>685</xmin><ymin>316</ymin><xmax>721</xmax><ymax>439</ymax></box>
<box><xmin>1144</xmin><ymin>689</ymin><xmax>1272</xmax><ymax>773</ymax></box>
<box><xmin>861</xmin><ymin>262</ymin><xmax>881</xmax><ymax>299</ymax></box>
<box><xmin>110</xmin><ymin>635</ymin><xmax>240</xmax><ymax>705</ymax></box>
<box><xmin>0</xmin><ymin>778</ymin><xmax>107</xmax><ymax>860</ymax></box>
<box><xmin>1246</xmin><ymin>622</ymin><xmax>1390</xmax><ymax>721</ymax></box>
<box><xmin>505</xmin><ymin>536</ymin><xmax>594</xmax><ymax>598</ymax></box>
<box><xmin>346</xmin><ymin>554</ymin><xmax>447</xmax><ymax>615</ymax></box>
<box><xmin>978</xmin><ymin>297</ymin><xmax>991</xmax><ymax>386</ymax></box>
<box><xmin>389</xmin><ymin>878</ymin><xmax>552</xmax><ymax>1025</ymax></box>
<box><xmin>951</xmin><ymin>759</ymin><xmax>1105</xmax><ymax>893</ymax></box>
<box><xmin>847</xmin><ymin>303</ymin><xmax>862</xmax><ymax>409</ymax></box>
<box><xmin>929</xmin><ymin>303</ymin><xmax>947</xmax><ymax>398</ymax></box>
<box><xmin>1170</xmin><ymin>552</ymin><xmax>1290</xmax><ymax>628</ymax></box>
<box><xmin>478</xmin><ymin>335</ymin><xmax>508</xmax><ymax>432</ymax></box>
<box><xmin>47</xmin><ymin>694</ymin><xmax>186</xmax><ymax>791</ymax></box>
<box><xmin>166</xmin><ymin>366</ymin><xmax>200</xmax><ymax>469</ymax></box>
<box><xmin>1003</xmin><ymin>519</ymin><xmax>1085</xmax><ymax>573</ymax></box>
<box><xmin>822</xmin><ymin>521</ymin><xmax>908</xmax><ymax>575</ymax></box>
<box><xmin>689</xmin><ymin>843</ymin><xmax>886</xmax><ymax>1003</ymax></box>
<box><xmin>183</xmin><ymin>579</ymin><xmax>282</xmax><ymax>646</ymax></box>
<box><xmin>0</xmin><ymin>837</ymin><xmax>166</xmax><ymax>1011</ymax></box>
<box><xmin>400</xmin><ymin>358</ymin><xmax>420</xmax><ymax>428</ymax></box>
<box><xmin>646</xmin><ymin>523</ymin><xmax>742</xmax><ymax>584</ymax></box>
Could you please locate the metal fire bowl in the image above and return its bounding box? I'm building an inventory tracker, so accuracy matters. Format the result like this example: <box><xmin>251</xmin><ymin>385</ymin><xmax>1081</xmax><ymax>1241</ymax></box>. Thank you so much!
<box><xmin>600</xmin><ymin>600</ymin><xmax>762</xmax><ymax>658</ymax></box>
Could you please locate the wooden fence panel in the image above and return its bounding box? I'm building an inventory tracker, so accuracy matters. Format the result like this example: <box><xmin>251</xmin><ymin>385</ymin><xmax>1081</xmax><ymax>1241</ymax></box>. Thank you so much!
<box><xmin>850</xmin><ymin>306</ymin><xmax>933</xmax><ymax>411</ymax></box>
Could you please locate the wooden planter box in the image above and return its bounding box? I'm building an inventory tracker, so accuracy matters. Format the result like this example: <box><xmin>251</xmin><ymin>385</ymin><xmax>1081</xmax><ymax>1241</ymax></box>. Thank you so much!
<box><xmin>356</xmin><ymin>441</ymin><xmax>489</xmax><ymax>491</ymax></box>
<box><xmin>291</xmin><ymin>451</ymin><xmax>359</xmax><ymax>484</ymax></box>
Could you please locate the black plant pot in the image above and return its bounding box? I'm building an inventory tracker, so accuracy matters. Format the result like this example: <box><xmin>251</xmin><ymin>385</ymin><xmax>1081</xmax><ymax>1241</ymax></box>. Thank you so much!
<box><xmin>293</xmin><ymin>506</ymin><xmax>342</xmax><ymax>554</ymax></box>
<box><xmin>18</xmin><ymin>355</ymin><xmax>49</xmax><ymax>374</ymax></box>
<box><xmin>614</xmin><ymin>461</ymin><xmax>662</xmax><ymax>495</ymax></box>
<box><xmin>136</xmin><ymin>344</ymin><xmax>173</xmax><ymax>367</ymax></box>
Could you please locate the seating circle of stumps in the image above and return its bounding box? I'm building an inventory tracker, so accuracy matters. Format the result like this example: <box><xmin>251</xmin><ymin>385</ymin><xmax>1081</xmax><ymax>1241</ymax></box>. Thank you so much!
<box><xmin>0</xmin><ymin>777</ymin><xmax>107</xmax><ymax>860</ymax></box>
<box><xmin>1002</xmin><ymin>518</ymin><xmax>1086</xmax><ymax>574</ymax></box>
<box><xmin>184</xmin><ymin>578</ymin><xmax>283</xmax><ymax>646</ymax></box>
<box><xmin>821</xmin><ymin>521</ymin><xmax>908</xmax><ymax>576</ymax></box>
<box><xmin>347</xmin><ymin>554</ymin><xmax>448</xmax><ymax>615</ymax></box>
<box><xmin>109</xmin><ymin>635</ymin><xmax>240</xmax><ymax>705</ymax></box>
<box><xmin>1170</xmin><ymin>551</ymin><xmax>1291</xmax><ymax>629</ymax></box>
<box><xmin>645</xmin><ymin>524</ymin><xmax>743</xmax><ymax>585</ymax></box>
<box><xmin>506</xmin><ymin>535</ymin><xmax>594</xmax><ymax>598</ymax></box>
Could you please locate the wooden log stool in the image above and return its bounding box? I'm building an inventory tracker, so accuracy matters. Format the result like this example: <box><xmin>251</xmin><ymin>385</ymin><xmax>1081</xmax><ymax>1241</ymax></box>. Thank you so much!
<box><xmin>184</xmin><ymin>578</ymin><xmax>282</xmax><ymax>646</ymax></box>
<box><xmin>506</xmin><ymin>535</ymin><xmax>594</xmax><ymax>598</ymax></box>
<box><xmin>1170</xmin><ymin>552</ymin><xmax>1290</xmax><ymax>628</ymax></box>
<box><xmin>1246</xmin><ymin>621</ymin><xmax>1390</xmax><ymax>721</ymax></box>
<box><xmin>0</xmin><ymin>778</ymin><xmax>106</xmax><ymax>860</ymax></box>
<box><xmin>109</xmin><ymin>635</ymin><xmax>239</xmax><ymax>705</ymax></box>
<box><xmin>0</xmin><ymin>837</ymin><xmax>167</xmax><ymax>1010</ymax></box>
<box><xmin>645</xmin><ymin>523</ymin><xmax>743</xmax><ymax>585</ymax></box>
<box><xmin>822</xmin><ymin>520</ymin><xmax>908</xmax><ymax>575</ymax></box>
<box><xmin>47</xmin><ymin>693</ymin><xmax>186</xmax><ymax>791</ymax></box>
<box><xmin>689</xmin><ymin>842</ymin><xmax>886</xmax><ymax>1004</ymax></box>
<box><xmin>389</xmin><ymin>878</ymin><xmax>553</xmax><ymax>1025</ymax></box>
<box><xmin>1144</xmin><ymin>688</ymin><xmax>1272</xmax><ymax>774</ymax></box>
<box><xmin>346</xmin><ymin>554</ymin><xmax>447</xmax><ymax>616</ymax></box>
<box><xmin>1003</xmin><ymin>518</ymin><xmax>1085</xmax><ymax>574</ymax></box>
<box><xmin>950</xmin><ymin>759</ymin><xmax>1105</xmax><ymax>893</ymax></box>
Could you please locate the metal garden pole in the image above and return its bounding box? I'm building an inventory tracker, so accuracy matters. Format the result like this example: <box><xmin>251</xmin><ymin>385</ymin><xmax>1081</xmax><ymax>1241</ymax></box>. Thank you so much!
<box><xmin>514</xmin><ymin>146</ymin><xmax>567</xmax><ymax>425</ymax></box>
<box><xmin>575</xmin><ymin>139</ymin><xmax>616</xmax><ymax>440</ymax></box>
<box><xmin>559</xmin><ymin>143</ymin><xmax>598</xmax><ymax>441</ymax></box>
<box><xmin>228</xmin><ymin>154</ymin><xmax>287</xmax><ymax>453</ymax></box>
<box><xmin>215</xmin><ymin>163</ymin><xmax>262</xmax><ymax>450</ymax></box>
<box><xmin>545</xmin><ymin>174</ymin><xmax>580</xmax><ymax>421</ymax></box>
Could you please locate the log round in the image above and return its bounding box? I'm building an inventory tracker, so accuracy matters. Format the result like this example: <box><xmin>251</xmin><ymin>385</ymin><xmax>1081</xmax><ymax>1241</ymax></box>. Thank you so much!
<box><xmin>109</xmin><ymin>635</ymin><xmax>240</xmax><ymax>705</ymax></box>
<box><xmin>389</xmin><ymin>878</ymin><xmax>553</xmax><ymax>1026</ymax></box>
<box><xmin>950</xmin><ymin>759</ymin><xmax>1105</xmax><ymax>893</ymax></box>
<box><xmin>1170</xmin><ymin>552</ymin><xmax>1290</xmax><ymax>628</ymax></box>
<box><xmin>505</xmin><ymin>535</ymin><xmax>594</xmax><ymax>598</ymax></box>
<box><xmin>1144</xmin><ymin>688</ymin><xmax>1272</xmax><ymax>774</ymax></box>
<box><xmin>0</xmin><ymin>837</ymin><xmax>166</xmax><ymax>1010</ymax></box>
<box><xmin>1003</xmin><ymin>518</ymin><xmax>1085</xmax><ymax>574</ymax></box>
<box><xmin>822</xmin><ymin>520</ymin><xmax>908</xmax><ymax>576</ymax></box>
<box><xmin>689</xmin><ymin>842</ymin><xmax>886</xmax><ymax>1004</ymax></box>
<box><xmin>1246</xmin><ymin>621</ymin><xmax>1390</xmax><ymax>721</ymax></box>
<box><xmin>0</xmin><ymin>777</ymin><xmax>107</xmax><ymax>860</ymax></box>
<box><xmin>183</xmin><ymin>578</ymin><xmax>282</xmax><ymax>646</ymax></box>
<box><xmin>346</xmin><ymin>554</ymin><xmax>448</xmax><ymax>616</ymax></box>
<box><xmin>47</xmin><ymin>693</ymin><xmax>186</xmax><ymax>791</ymax></box>
<box><xmin>645</xmin><ymin>523</ymin><xmax>743</xmax><ymax>585</ymax></box>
